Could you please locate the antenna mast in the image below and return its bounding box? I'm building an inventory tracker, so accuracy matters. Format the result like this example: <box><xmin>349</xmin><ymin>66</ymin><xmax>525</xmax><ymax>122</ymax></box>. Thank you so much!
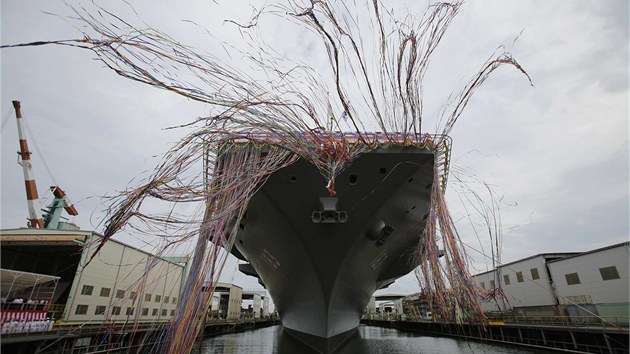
<box><xmin>12</xmin><ymin>100</ymin><xmax>44</xmax><ymax>228</ymax></box>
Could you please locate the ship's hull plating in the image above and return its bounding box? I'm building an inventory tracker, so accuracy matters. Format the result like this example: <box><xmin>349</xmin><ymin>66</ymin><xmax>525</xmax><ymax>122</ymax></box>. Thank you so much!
<box><xmin>232</xmin><ymin>146</ymin><xmax>435</xmax><ymax>352</ymax></box>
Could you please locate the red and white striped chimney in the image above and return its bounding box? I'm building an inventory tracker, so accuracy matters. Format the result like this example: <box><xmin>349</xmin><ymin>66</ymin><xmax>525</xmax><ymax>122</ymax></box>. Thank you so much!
<box><xmin>12</xmin><ymin>100</ymin><xmax>44</xmax><ymax>228</ymax></box>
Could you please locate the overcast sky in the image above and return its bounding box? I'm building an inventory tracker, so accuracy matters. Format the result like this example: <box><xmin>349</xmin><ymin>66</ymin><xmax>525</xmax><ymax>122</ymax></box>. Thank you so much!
<box><xmin>1</xmin><ymin>0</ymin><xmax>628</xmax><ymax>296</ymax></box>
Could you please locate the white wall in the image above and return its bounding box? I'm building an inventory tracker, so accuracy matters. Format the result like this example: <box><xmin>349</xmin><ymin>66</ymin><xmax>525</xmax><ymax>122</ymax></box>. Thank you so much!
<box><xmin>474</xmin><ymin>255</ymin><xmax>557</xmax><ymax>312</ymax></box>
<box><xmin>548</xmin><ymin>244</ymin><xmax>629</xmax><ymax>305</ymax></box>
<box><xmin>367</xmin><ymin>297</ymin><xmax>376</xmax><ymax>314</ymax></box>
<box><xmin>394</xmin><ymin>299</ymin><xmax>403</xmax><ymax>315</ymax></box>
<box><xmin>253</xmin><ymin>294</ymin><xmax>262</xmax><ymax>318</ymax></box>
<box><xmin>64</xmin><ymin>233</ymin><xmax>185</xmax><ymax>323</ymax></box>
<box><xmin>227</xmin><ymin>286</ymin><xmax>242</xmax><ymax>320</ymax></box>
<box><xmin>262</xmin><ymin>296</ymin><xmax>270</xmax><ymax>316</ymax></box>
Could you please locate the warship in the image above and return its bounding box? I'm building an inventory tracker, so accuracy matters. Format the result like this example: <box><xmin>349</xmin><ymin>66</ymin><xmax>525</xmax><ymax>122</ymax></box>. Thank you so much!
<box><xmin>229</xmin><ymin>135</ymin><xmax>441</xmax><ymax>352</ymax></box>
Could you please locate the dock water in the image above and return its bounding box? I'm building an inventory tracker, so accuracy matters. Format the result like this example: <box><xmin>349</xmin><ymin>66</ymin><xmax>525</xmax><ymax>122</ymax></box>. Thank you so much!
<box><xmin>2</xmin><ymin>318</ymin><xmax>628</xmax><ymax>353</ymax></box>
<box><xmin>363</xmin><ymin>319</ymin><xmax>629</xmax><ymax>354</ymax></box>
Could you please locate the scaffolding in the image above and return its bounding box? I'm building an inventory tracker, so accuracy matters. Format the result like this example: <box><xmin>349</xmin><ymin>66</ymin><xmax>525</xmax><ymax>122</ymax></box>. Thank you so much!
<box><xmin>1</xmin><ymin>268</ymin><xmax>59</xmax><ymax>324</ymax></box>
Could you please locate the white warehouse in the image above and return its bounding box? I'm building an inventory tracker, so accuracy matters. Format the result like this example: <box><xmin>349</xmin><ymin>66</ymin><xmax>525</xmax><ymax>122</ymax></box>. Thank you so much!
<box><xmin>1</xmin><ymin>228</ymin><xmax>188</xmax><ymax>325</ymax></box>
<box><xmin>64</xmin><ymin>231</ymin><xmax>187</xmax><ymax>324</ymax></box>
<box><xmin>473</xmin><ymin>252</ymin><xmax>576</xmax><ymax>314</ymax></box>
<box><xmin>548</xmin><ymin>243</ymin><xmax>629</xmax><ymax>323</ymax></box>
<box><xmin>473</xmin><ymin>242</ymin><xmax>629</xmax><ymax>323</ymax></box>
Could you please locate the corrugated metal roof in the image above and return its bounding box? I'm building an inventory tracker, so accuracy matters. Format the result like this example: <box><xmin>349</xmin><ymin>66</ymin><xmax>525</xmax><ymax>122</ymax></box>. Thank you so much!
<box><xmin>0</xmin><ymin>228</ymin><xmax>186</xmax><ymax>268</ymax></box>
<box><xmin>546</xmin><ymin>241</ymin><xmax>630</xmax><ymax>264</ymax></box>
<box><xmin>472</xmin><ymin>241</ymin><xmax>630</xmax><ymax>277</ymax></box>
<box><xmin>1</xmin><ymin>268</ymin><xmax>60</xmax><ymax>293</ymax></box>
<box><xmin>473</xmin><ymin>252</ymin><xmax>580</xmax><ymax>277</ymax></box>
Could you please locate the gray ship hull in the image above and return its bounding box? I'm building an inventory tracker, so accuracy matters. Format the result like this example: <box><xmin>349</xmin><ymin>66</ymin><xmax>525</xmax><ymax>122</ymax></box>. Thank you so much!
<box><xmin>232</xmin><ymin>146</ymin><xmax>435</xmax><ymax>352</ymax></box>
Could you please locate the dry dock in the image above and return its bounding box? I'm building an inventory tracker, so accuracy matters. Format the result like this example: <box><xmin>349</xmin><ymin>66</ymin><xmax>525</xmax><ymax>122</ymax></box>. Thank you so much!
<box><xmin>0</xmin><ymin>318</ymin><xmax>279</xmax><ymax>354</ymax></box>
<box><xmin>362</xmin><ymin>319</ymin><xmax>629</xmax><ymax>354</ymax></box>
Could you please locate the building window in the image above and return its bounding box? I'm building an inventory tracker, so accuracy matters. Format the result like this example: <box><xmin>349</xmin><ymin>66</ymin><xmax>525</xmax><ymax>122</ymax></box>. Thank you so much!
<box><xmin>530</xmin><ymin>268</ymin><xmax>540</xmax><ymax>280</ymax></box>
<box><xmin>161</xmin><ymin>309</ymin><xmax>167</xmax><ymax>316</ymax></box>
<box><xmin>75</xmin><ymin>305</ymin><xmax>88</xmax><ymax>315</ymax></box>
<box><xmin>112</xmin><ymin>306</ymin><xmax>121</xmax><ymax>315</ymax></box>
<box><xmin>172</xmin><ymin>297</ymin><xmax>177</xmax><ymax>304</ymax></box>
<box><xmin>145</xmin><ymin>293</ymin><xmax>152</xmax><ymax>302</ymax></box>
<box><xmin>116</xmin><ymin>290</ymin><xmax>125</xmax><ymax>299</ymax></box>
<box><xmin>152</xmin><ymin>308</ymin><xmax>158</xmax><ymax>316</ymax></box>
<box><xmin>164</xmin><ymin>296</ymin><xmax>169</xmax><ymax>303</ymax></box>
<box><xmin>171</xmin><ymin>310</ymin><xmax>175</xmax><ymax>316</ymax></box>
<box><xmin>142</xmin><ymin>308</ymin><xmax>149</xmax><ymax>316</ymax></box>
<box><xmin>503</xmin><ymin>274</ymin><xmax>511</xmax><ymax>285</ymax></box>
<box><xmin>126</xmin><ymin>307</ymin><xmax>134</xmax><ymax>316</ymax></box>
<box><xmin>100</xmin><ymin>287</ymin><xmax>111</xmax><ymax>297</ymax></box>
<box><xmin>489</xmin><ymin>280</ymin><xmax>495</xmax><ymax>289</ymax></box>
<box><xmin>516</xmin><ymin>271</ymin><xmax>524</xmax><ymax>283</ymax></box>
<box><xmin>565</xmin><ymin>272</ymin><xmax>581</xmax><ymax>285</ymax></box>
<box><xmin>81</xmin><ymin>285</ymin><xmax>94</xmax><ymax>296</ymax></box>
<box><xmin>480</xmin><ymin>282</ymin><xmax>485</xmax><ymax>289</ymax></box>
<box><xmin>599</xmin><ymin>266</ymin><xmax>620</xmax><ymax>281</ymax></box>
<box><xmin>130</xmin><ymin>291</ymin><xmax>137</xmax><ymax>300</ymax></box>
<box><xmin>155</xmin><ymin>295</ymin><xmax>162</xmax><ymax>303</ymax></box>
<box><xmin>95</xmin><ymin>305</ymin><xmax>106</xmax><ymax>315</ymax></box>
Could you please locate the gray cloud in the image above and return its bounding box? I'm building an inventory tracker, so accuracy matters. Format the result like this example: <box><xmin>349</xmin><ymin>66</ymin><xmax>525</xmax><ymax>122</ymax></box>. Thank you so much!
<box><xmin>1</xmin><ymin>1</ymin><xmax>627</xmax><ymax>296</ymax></box>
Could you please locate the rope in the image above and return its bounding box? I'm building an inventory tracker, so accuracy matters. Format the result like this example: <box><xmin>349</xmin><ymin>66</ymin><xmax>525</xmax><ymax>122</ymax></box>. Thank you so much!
<box><xmin>1</xmin><ymin>108</ymin><xmax>13</xmax><ymax>132</ymax></box>
<box><xmin>19</xmin><ymin>108</ymin><xmax>71</xmax><ymax>205</ymax></box>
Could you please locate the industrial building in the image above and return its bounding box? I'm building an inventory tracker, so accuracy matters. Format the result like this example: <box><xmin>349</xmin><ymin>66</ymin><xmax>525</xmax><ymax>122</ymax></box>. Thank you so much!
<box><xmin>1</xmin><ymin>227</ymin><xmax>275</xmax><ymax>330</ymax></box>
<box><xmin>365</xmin><ymin>292</ymin><xmax>434</xmax><ymax>321</ymax></box>
<box><xmin>547</xmin><ymin>243</ymin><xmax>629</xmax><ymax>323</ymax></box>
<box><xmin>473</xmin><ymin>252</ymin><xmax>577</xmax><ymax>314</ymax></box>
<box><xmin>364</xmin><ymin>294</ymin><xmax>409</xmax><ymax>320</ymax></box>
<box><xmin>242</xmin><ymin>290</ymin><xmax>271</xmax><ymax>319</ymax></box>
<box><xmin>1</xmin><ymin>227</ymin><xmax>280</xmax><ymax>353</ymax></box>
<box><xmin>473</xmin><ymin>242</ymin><xmax>629</xmax><ymax>323</ymax></box>
<box><xmin>209</xmin><ymin>282</ymin><xmax>243</xmax><ymax>320</ymax></box>
<box><xmin>1</xmin><ymin>101</ymin><xmax>275</xmax><ymax>352</ymax></box>
<box><xmin>1</xmin><ymin>228</ymin><xmax>188</xmax><ymax>326</ymax></box>
<box><xmin>208</xmin><ymin>283</ymin><xmax>272</xmax><ymax>320</ymax></box>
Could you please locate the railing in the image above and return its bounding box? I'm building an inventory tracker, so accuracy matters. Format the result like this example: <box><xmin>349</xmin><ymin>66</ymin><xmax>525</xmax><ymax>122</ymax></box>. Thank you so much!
<box><xmin>46</xmin><ymin>303</ymin><xmax>65</xmax><ymax>320</ymax></box>
<box><xmin>1</xmin><ymin>320</ymin><xmax>171</xmax><ymax>340</ymax></box>
<box><xmin>484</xmin><ymin>313</ymin><xmax>629</xmax><ymax>329</ymax></box>
<box><xmin>365</xmin><ymin>317</ymin><xmax>629</xmax><ymax>354</ymax></box>
<box><xmin>493</xmin><ymin>330</ymin><xmax>612</xmax><ymax>354</ymax></box>
<box><xmin>46</xmin><ymin>304</ymin><xmax>65</xmax><ymax>313</ymax></box>
<box><xmin>226</xmin><ymin>131</ymin><xmax>449</xmax><ymax>146</ymax></box>
<box><xmin>368</xmin><ymin>312</ymin><xmax>629</xmax><ymax>330</ymax></box>
<box><xmin>31</xmin><ymin>337</ymin><xmax>171</xmax><ymax>354</ymax></box>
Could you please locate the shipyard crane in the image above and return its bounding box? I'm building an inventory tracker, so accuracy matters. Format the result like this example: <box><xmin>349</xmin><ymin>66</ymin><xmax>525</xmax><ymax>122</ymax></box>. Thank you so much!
<box><xmin>12</xmin><ymin>100</ymin><xmax>79</xmax><ymax>230</ymax></box>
